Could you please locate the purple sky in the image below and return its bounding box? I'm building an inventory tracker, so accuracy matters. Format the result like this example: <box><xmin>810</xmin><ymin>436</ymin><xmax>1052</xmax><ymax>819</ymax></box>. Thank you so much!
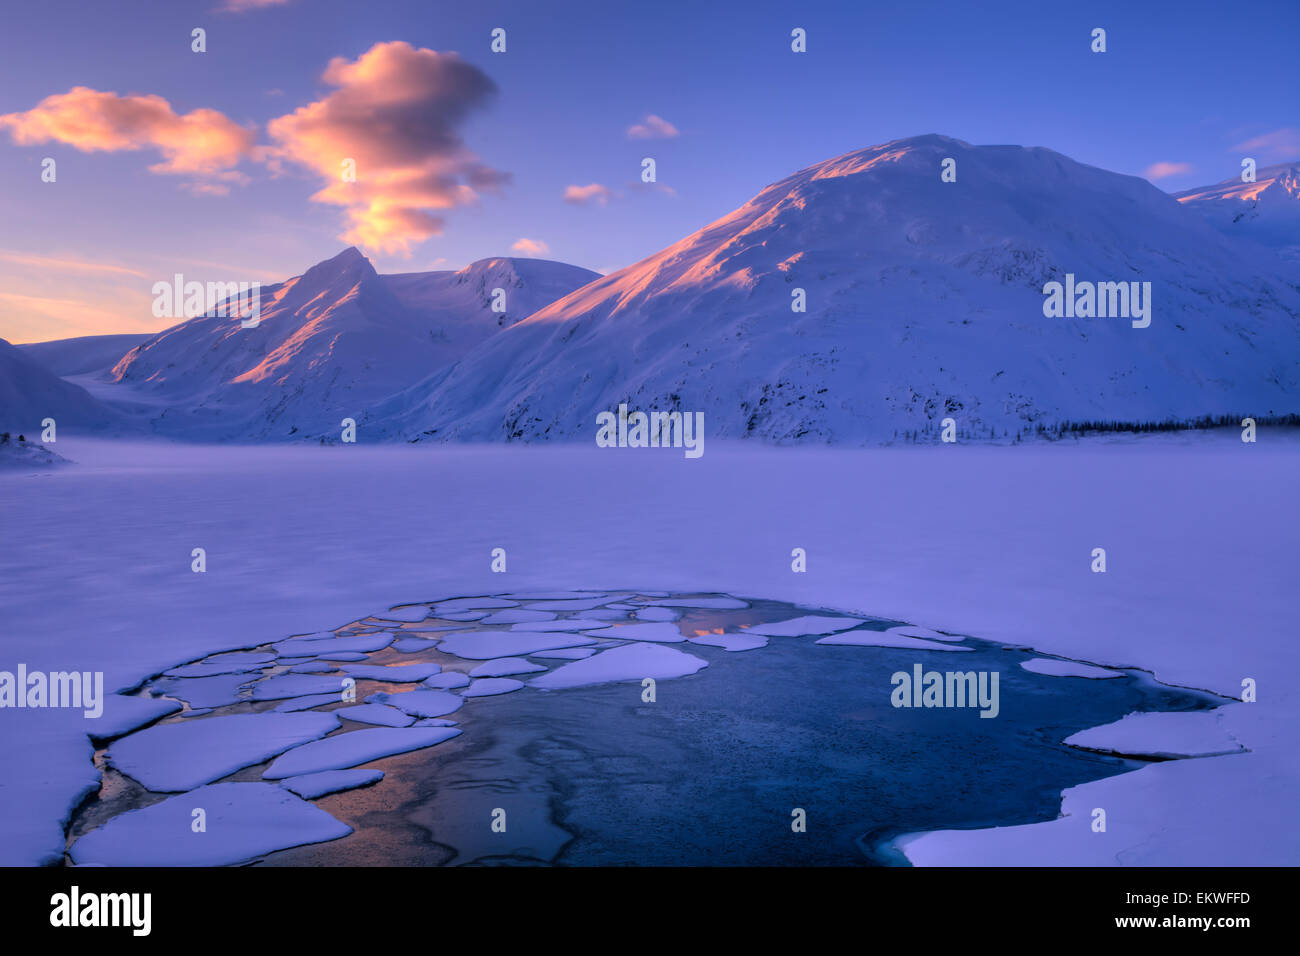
<box><xmin>1</xmin><ymin>0</ymin><xmax>1296</xmax><ymax>342</ymax></box>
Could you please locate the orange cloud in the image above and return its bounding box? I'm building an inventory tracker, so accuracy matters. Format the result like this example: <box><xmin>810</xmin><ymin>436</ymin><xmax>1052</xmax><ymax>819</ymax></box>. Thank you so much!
<box><xmin>626</xmin><ymin>114</ymin><xmax>679</xmax><ymax>140</ymax></box>
<box><xmin>564</xmin><ymin>183</ymin><xmax>613</xmax><ymax>205</ymax></box>
<box><xmin>265</xmin><ymin>41</ymin><xmax>508</xmax><ymax>254</ymax></box>
<box><xmin>0</xmin><ymin>86</ymin><xmax>254</xmax><ymax>181</ymax></box>
<box><xmin>1144</xmin><ymin>161</ymin><xmax>1193</xmax><ymax>181</ymax></box>
<box><xmin>1231</xmin><ymin>128</ymin><xmax>1300</xmax><ymax>163</ymax></box>
<box><xmin>511</xmin><ymin>238</ymin><xmax>549</xmax><ymax>256</ymax></box>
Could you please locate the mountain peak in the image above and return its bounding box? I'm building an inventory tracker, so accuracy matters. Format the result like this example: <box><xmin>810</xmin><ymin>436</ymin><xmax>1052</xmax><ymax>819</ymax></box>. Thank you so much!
<box><xmin>293</xmin><ymin>246</ymin><xmax>378</xmax><ymax>291</ymax></box>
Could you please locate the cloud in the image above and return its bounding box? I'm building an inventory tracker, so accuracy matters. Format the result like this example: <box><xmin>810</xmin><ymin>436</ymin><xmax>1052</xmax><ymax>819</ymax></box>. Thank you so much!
<box><xmin>264</xmin><ymin>41</ymin><xmax>508</xmax><ymax>255</ymax></box>
<box><xmin>511</xmin><ymin>238</ymin><xmax>549</xmax><ymax>257</ymax></box>
<box><xmin>1231</xmin><ymin>128</ymin><xmax>1300</xmax><ymax>163</ymax></box>
<box><xmin>0</xmin><ymin>251</ymin><xmax>146</xmax><ymax>278</ymax></box>
<box><xmin>626</xmin><ymin>114</ymin><xmax>679</xmax><ymax>140</ymax></box>
<box><xmin>0</xmin><ymin>86</ymin><xmax>255</xmax><ymax>181</ymax></box>
<box><xmin>1144</xmin><ymin>161</ymin><xmax>1193</xmax><ymax>181</ymax></box>
<box><xmin>563</xmin><ymin>182</ymin><xmax>613</xmax><ymax>206</ymax></box>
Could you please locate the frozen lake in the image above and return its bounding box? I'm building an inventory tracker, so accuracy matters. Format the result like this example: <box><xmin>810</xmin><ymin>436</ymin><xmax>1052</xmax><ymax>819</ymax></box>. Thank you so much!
<box><xmin>63</xmin><ymin>593</ymin><xmax>1221</xmax><ymax>866</ymax></box>
<box><xmin>2</xmin><ymin>437</ymin><xmax>1294</xmax><ymax>865</ymax></box>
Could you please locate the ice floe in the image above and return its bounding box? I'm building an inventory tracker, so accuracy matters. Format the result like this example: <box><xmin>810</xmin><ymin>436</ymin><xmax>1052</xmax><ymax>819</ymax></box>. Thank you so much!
<box><xmin>91</xmin><ymin>695</ymin><xmax>182</xmax><ymax>741</ymax></box>
<box><xmin>531</xmin><ymin>643</ymin><xmax>708</xmax><ymax>690</ymax></box>
<box><xmin>340</xmin><ymin>663</ymin><xmax>442</xmax><ymax>682</ymax></box>
<box><xmin>478</xmin><ymin>608</ymin><xmax>556</xmax><ymax>625</ymax></box>
<box><xmin>688</xmin><ymin>633</ymin><xmax>769</xmax><ymax>652</ymax></box>
<box><xmin>163</xmin><ymin>651</ymin><xmax>276</xmax><ymax>678</ymax></box>
<box><xmin>468</xmin><ymin>658</ymin><xmax>547</xmax><ymax>677</ymax></box>
<box><xmin>580</xmin><ymin>622</ymin><xmax>685</xmax><ymax>643</ymax></box>
<box><xmin>746</xmin><ymin>615</ymin><xmax>866</xmax><ymax>637</ymax></box>
<box><xmin>334</xmin><ymin>704</ymin><xmax>415</xmax><ymax>727</ymax></box>
<box><xmin>633</xmin><ymin>606</ymin><xmax>680</xmax><ymax>622</ymax></box>
<box><xmin>462</xmin><ymin>678</ymin><xmax>526</xmax><ymax>698</ymax></box>
<box><xmin>251</xmin><ymin>673</ymin><xmax>353</xmax><ymax>702</ymax></box>
<box><xmin>366</xmin><ymin>689</ymin><xmax>464</xmax><ymax>718</ymax></box>
<box><xmin>272</xmin><ymin>693</ymin><xmax>342</xmax><ymax>713</ymax></box>
<box><xmin>273</xmin><ymin>632</ymin><xmax>394</xmax><ymax>656</ymax></box>
<box><xmin>373</xmin><ymin>606</ymin><xmax>432</xmax><ymax>623</ymax></box>
<box><xmin>434</xmin><ymin>598</ymin><xmax>518</xmax><ymax>612</ymax></box>
<box><xmin>70</xmin><ymin>783</ymin><xmax>351</xmax><ymax>866</ymax></box>
<box><xmin>438</xmin><ymin>631</ymin><xmax>595</xmax><ymax>660</ymax></box>
<box><xmin>815</xmin><ymin>632</ymin><xmax>973</xmax><ymax>652</ymax></box>
<box><xmin>264</xmin><ymin>726</ymin><xmax>462</xmax><ymax>778</ymax></box>
<box><xmin>523</xmin><ymin>598</ymin><xmax>611</xmax><ymax>611</ymax></box>
<box><xmin>422</xmin><ymin>672</ymin><xmax>471</xmax><ymax>689</ymax></box>
<box><xmin>636</xmin><ymin>597</ymin><xmax>748</xmax><ymax>609</ymax></box>
<box><xmin>1020</xmin><ymin>658</ymin><xmax>1124</xmax><ymax>679</ymax></box>
<box><xmin>281</xmin><ymin>769</ymin><xmax>384</xmax><ymax>799</ymax></box>
<box><xmin>153</xmin><ymin>673</ymin><xmax>257</xmax><ymax>709</ymax></box>
<box><xmin>107</xmin><ymin>712</ymin><xmax>340</xmax><ymax>791</ymax></box>
<box><xmin>393</xmin><ymin>638</ymin><xmax>439</xmax><ymax>653</ymax></box>
<box><xmin>511</xmin><ymin>618</ymin><xmax>612</xmax><ymax>631</ymax></box>
<box><xmin>886</xmin><ymin>625</ymin><xmax>965</xmax><ymax>642</ymax></box>
<box><xmin>529</xmin><ymin>647</ymin><xmax>597</xmax><ymax>660</ymax></box>
<box><xmin>1064</xmin><ymin>710</ymin><xmax>1246</xmax><ymax>759</ymax></box>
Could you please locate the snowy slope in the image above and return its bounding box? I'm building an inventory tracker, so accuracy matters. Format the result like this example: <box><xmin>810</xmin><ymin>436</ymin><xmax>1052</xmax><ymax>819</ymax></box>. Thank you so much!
<box><xmin>0</xmin><ymin>338</ymin><xmax>120</xmax><ymax>434</ymax></box>
<box><xmin>372</xmin><ymin>135</ymin><xmax>1300</xmax><ymax>443</ymax></box>
<box><xmin>103</xmin><ymin>249</ymin><xmax>598</xmax><ymax>440</ymax></box>
<box><xmin>18</xmin><ymin>332</ymin><xmax>152</xmax><ymax>376</ymax></box>
<box><xmin>384</xmin><ymin>257</ymin><xmax>604</xmax><ymax>358</ymax></box>
<box><xmin>1175</xmin><ymin>161</ymin><xmax>1300</xmax><ymax>263</ymax></box>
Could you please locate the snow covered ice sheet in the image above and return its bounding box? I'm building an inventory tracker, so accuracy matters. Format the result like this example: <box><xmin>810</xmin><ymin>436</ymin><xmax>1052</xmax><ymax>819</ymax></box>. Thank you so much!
<box><xmin>263</xmin><ymin>727</ymin><xmax>462</xmax><ymax>778</ymax></box>
<box><xmin>106</xmin><ymin>712</ymin><xmax>341</xmax><ymax>791</ymax></box>
<box><xmin>69</xmin><ymin>783</ymin><xmax>352</xmax><ymax>866</ymax></box>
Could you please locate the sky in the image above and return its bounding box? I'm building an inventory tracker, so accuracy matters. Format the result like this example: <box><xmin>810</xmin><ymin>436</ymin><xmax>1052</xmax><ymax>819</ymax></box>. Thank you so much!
<box><xmin>0</xmin><ymin>0</ymin><xmax>1296</xmax><ymax>343</ymax></box>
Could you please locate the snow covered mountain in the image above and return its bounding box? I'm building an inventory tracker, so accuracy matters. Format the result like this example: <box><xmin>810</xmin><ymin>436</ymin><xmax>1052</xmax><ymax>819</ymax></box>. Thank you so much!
<box><xmin>103</xmin><ymin>249</ymin><xmax>599</xmax><ymax>439</ymax></box>
<box><xmin>18</xmin><ymin>332</ymin><xmax>153</xmax><ymax>376</ymax></box>
<box><xmin>1175</xmin><ymin>161</ymin><xmax>1300</xmax><ymax>263</ymax></box>
<box><xmin>371</xmin><ymin>134</ymin><xmax>1300</xmax><ymax>443</ymax></box>
<box><xmin>0</xmin><ymin>337</ymin><xmax>120</xmax><ymax>434</ymax></box>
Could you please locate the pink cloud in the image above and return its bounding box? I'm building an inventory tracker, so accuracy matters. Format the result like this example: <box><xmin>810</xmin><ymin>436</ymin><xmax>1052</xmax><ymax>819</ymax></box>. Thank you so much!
<box><xmin>1143</xmin><ymin>161</ymin><xmax>1193</xmax><ymax>181</ymax></box>
<box><xmin>626</xmin><ymin>114</ymin><xmax>679</xmax><ymax>140</ymax></box>
<box><xmin>0</xmin><ymin>86</ymin><xmax>254</xmax><ymax>180</ymax></box>
<box><xmin>511</xmin><ymin>238</ymin><xmax>549</xmax><ymax>256</ymax></box>
<box><xmin>0</xmin><ymin>251</ymin><xmax>146</xmax><ymax>278</ymax></box>
<box><xmin>564</xmin><ymin>183</ymin><xmax>613</xmax><ymax>206</ymax></box>
<box><xmin>1231</xmin><ymin>128</ymin><xmax>1300</xmax><ymax>163</ymax></box>
<box><xmin>264</xmin><ymin>41</ymin><xmax>508</xmax><ymax>254</ymax></box>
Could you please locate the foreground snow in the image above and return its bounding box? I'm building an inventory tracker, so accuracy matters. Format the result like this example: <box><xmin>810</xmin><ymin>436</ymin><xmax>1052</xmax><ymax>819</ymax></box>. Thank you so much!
<box><xmin>0</xmin><ymin>435</ymin><xmax>1296</xmax><ymax>865</ymax></box>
